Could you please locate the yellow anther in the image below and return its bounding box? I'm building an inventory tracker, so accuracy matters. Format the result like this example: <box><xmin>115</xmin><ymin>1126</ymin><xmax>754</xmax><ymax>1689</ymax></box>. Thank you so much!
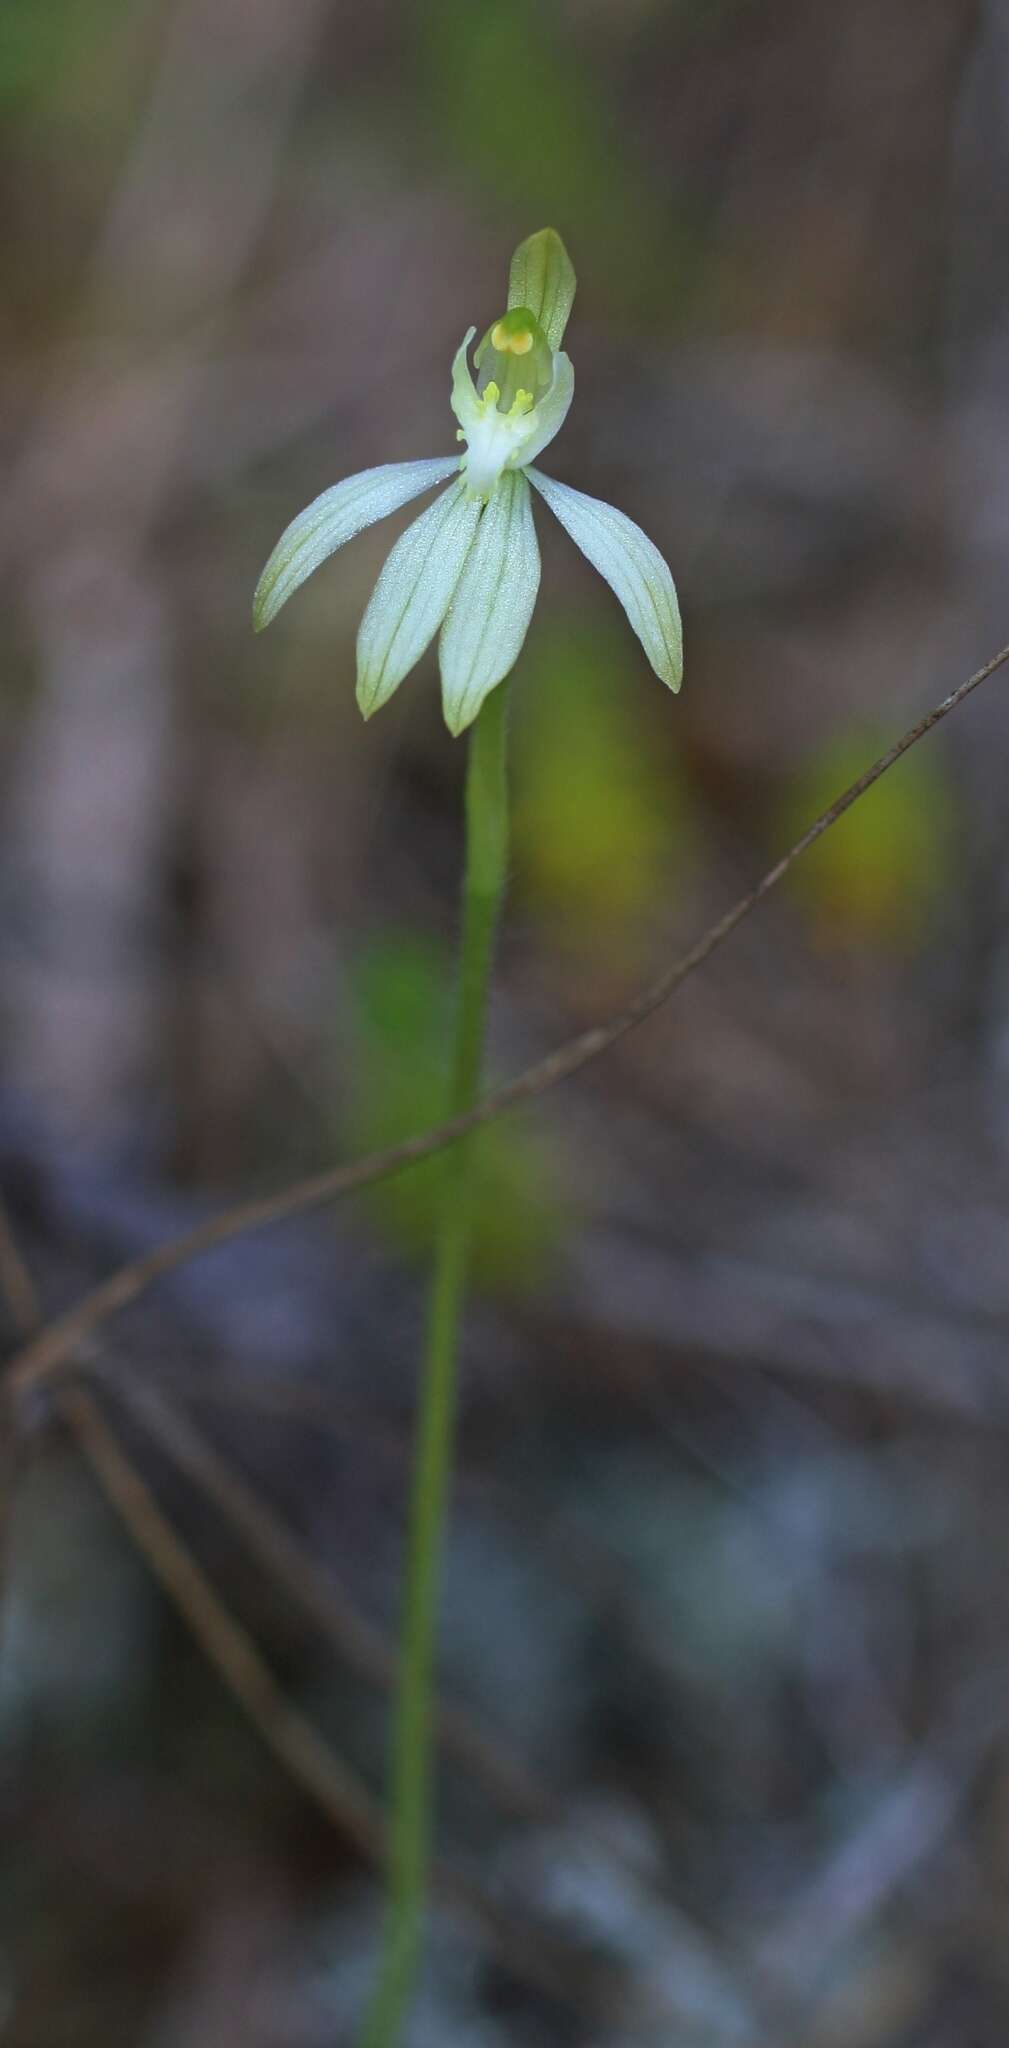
<box><xmin>482</xmin><ymin>379</ymin><xmax>500</xmax><ymax>406</ymax></box>
<box><xmin>491</xmin><ymin>319</ymin><xmax>533</xmax><ymax>356</ymax></box>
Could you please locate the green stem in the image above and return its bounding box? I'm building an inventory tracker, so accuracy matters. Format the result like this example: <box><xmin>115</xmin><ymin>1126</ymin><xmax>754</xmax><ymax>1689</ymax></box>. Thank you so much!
<box><xmin>360</xmin><ymin>682</ymin><xmax>510</xmax><ymax>2048</ymax></box>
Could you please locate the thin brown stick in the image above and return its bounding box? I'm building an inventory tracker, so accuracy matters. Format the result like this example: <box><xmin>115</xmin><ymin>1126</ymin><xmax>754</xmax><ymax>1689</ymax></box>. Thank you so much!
<box><xmin>0</xmin><ymin>1198</ymin><xmax>546</xmax><ymax>1851</ymax></box>
<box><xmin>54</xmin><ymin>1384</ymin><xmax>635</xmax><ymax>2021</ymax></box>
<box><xmin>0</xmin><ymin>1193</ymin><xmax>667</xmax><ymax>2019</ymax></box>
<box><xmin>60</xmin><ymin>1381</ymin><xmax>388</xmax><ymax>1858</ymax></box>
<box><xmin>0</xmin><ymin>1200</ymin><xmax>628</xmax><ymax>2023</ymax></box>
<box><xmin>113</xmin><ymin>1374</ymin><xmax>726</xmax><ymax>1966</ymax></box>
<box><xmin>8</xmin><ymin>635</ymin><xmax>1009</xmax><ymax>1403</ymax></box>
<box><xmin>0</xmin><ymin>1207</ymin><xmax>388</xmax><ymax>1867</ymax></box>
<box><xmin>110</xmin><ymin>1373</ymin><xmax>553</xmax><ymax>1824</ymax></box>
<box><xmin>113</xmin><ymin>1374</ymin><xmax>735</xmax><ymax>1945</ymax></box>
<box><xmin>0</xmin><ymin>1200</ymin><xmax>43</xmax><ymax>1581</ymax></box>
<box><xmin>0</xmin><ymin>1207</ymin><xmax>41</xmax><ymax>1338</ymax></box>
<box><xmin>169</xmin><ymin>1370</ymin><xmax>706</xmax><ymax>1690</ymax></box>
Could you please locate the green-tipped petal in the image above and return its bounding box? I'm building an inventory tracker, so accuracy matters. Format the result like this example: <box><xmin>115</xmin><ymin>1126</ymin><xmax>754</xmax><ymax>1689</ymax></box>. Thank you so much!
<box><xmin>527</xmin><ymin>469</ymin><xmax>682</xmax><ymax>692</ymax></box>
<box><xmin>253</xmin><ymin>458</ymin><xmax>458</xmax><ymax>632</ymax></box>
<box><xmin>356</xmin><ymin>480</ymin><xmax>481</xmax><ymax>719</ymax></box>
<box><xmin>507</xmin><ymin>228</ymin><xmax>576</xmax><ymax>353</ymax></box>
<box><xmin>439</xmin><ymin>470</ymin><xmax>540</xmax><ymax>737</ymax></box>
<box><xmin>515</xmin><ymin>352</ymin><xmax>573</xmax><ymax>468</ymax></box>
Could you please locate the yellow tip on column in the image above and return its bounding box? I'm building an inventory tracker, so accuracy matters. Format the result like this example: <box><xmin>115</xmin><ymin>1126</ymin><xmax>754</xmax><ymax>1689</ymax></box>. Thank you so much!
<box><xmin>491</xmin><ymin>319</ymin><xmax>533</xmax><ymax>355</ymax></box>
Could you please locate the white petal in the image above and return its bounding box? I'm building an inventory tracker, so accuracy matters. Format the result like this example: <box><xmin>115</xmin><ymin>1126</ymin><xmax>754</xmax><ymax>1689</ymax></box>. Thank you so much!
<box><xmin>356</xmin><ymin>479</ymin><xmax>481</xmax><ymax>718</ymax></box>
<box><xmin>515</xmin><ymin>352</ymin><xmax>573</xmax><ymax>469</ymax></box>
<box><xmin>527</xmin><ymin>469</ymin><xmax>682</xmax><ymax>692</ymax></box>
<box><xmin>253</xmin><ymin>458</ymin><xmax>459</xmax><ymax>631</ymax></box>
<box><xmin>439</xmin><ymin>470</ymin><xmax>540</xmax><ymax>737</ymax></box>
<box><xmin>449</xmin><ymin>327</ymin><xmax>480</xmax><ymax>435</ymax></box>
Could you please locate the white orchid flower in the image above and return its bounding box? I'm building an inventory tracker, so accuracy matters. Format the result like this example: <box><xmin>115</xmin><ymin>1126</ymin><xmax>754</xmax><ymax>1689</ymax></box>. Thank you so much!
<box><xmin>253</xmin><ymin>229</ymin><xmax>682</xmax><ymax>737</ymax></box>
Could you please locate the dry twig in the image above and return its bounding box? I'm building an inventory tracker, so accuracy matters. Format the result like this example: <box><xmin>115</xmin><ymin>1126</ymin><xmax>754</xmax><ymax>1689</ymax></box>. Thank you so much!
<box><xmin>7</xmin><ymin>634</ymin><xmax>1009</xmax><ymax>1406</ymax></box>
<box><xmin>62</xmin><ymin>1380</ymin><xmax>388</xmax><ymax>1860</ymax></box>
<box><xmin>108</xmin><ymin>1372</ymin><xmax>554</xmax><ymax>1824</ymax></box>
<box><xmin>0</xmin><ymin>1213</ymin><xmax>634</xmax><ymax>2025</ymax></box>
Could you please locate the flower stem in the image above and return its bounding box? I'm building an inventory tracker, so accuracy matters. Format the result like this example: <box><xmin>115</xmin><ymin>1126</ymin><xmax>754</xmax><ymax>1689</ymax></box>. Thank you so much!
<box><xmin>361</xmin><ymin>682</ymin><xmax>510</xmax><ymax>2048</ymax></box>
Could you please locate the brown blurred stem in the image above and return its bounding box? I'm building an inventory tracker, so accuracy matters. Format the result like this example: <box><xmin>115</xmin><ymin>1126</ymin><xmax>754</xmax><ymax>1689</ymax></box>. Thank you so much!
<box><xmin>6</xmin><ymin>634</ymin><xmax>1009</xmax><ymax>1407</ymax></box>
<box><xmin>0</xmin><ymin>1202</ymin><xmax>628</xmax><ymax>2023</ymax></box>
<box><xmin>0</xmin><ymin>1201</ymin><xmax>41</xmax><ymax>1591</ymax></box>
<box><xmin>63</xmin><ymin>1380</ymin><xmax>389</xmax><ymax>1858</ymax></box>
<box><xmin>109</xmin><ymin>1371</ymin><xmax>554</xmax><ymax>1826</ymax></box>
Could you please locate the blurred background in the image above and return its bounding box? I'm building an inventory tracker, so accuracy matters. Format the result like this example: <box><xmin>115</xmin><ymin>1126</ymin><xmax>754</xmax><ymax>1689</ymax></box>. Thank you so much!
<box><xmin>3</xmin><ymin>1</ymin><xmax>1009</xmax><ymax>2042</ymax></box>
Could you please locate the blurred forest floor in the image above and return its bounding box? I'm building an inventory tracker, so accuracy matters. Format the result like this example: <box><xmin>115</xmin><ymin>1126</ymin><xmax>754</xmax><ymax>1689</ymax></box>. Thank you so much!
<box><xmin>4</xmin><ymin>1</ymin><xmax>1009</xmax><ymax>2043</ymax></box>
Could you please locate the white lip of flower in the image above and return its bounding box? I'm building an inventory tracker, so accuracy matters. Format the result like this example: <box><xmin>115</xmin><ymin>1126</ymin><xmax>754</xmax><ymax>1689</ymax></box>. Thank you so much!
<box><xmin>253</xmin><ymin>229</ymin><xmax>682</xmax><ymax>738</ymax></box>
<box><xmin>451</xmin><ymin>313</ymin><xmax>574</xmax><ymax>501</ymax></box>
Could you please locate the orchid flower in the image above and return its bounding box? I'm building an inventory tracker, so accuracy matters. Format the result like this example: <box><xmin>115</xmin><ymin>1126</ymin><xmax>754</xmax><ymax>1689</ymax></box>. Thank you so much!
<box><xmin>253</xmin><ymin>229</ymin><xmax>682</xmax><ymax>736</ymax></box>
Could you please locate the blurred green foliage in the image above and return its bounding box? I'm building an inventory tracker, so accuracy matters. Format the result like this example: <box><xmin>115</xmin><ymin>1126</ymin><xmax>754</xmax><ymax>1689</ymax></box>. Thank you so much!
<box><xmin>345</xmin><ymin>933</ymin><xmax>566</xmax><ymax>1293</ymax></box>
<box><xmin>0</xmin><ymin>0</ymin><xmax>124</xmax><ymax>115</ymax></box>
<box><xmin>415</xmin><ymin>0</ymin><xmax>686</xmax><ymax>317</ymax></box>
<box><xmin>778</xmin><ymin>725</ymin><xmax>958</xmax><ymax>948</ymax></box>
<box><xmin>513</xmin><ymin>619</ymin><xmax>697</xmax><ymax>957</ymax></box>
